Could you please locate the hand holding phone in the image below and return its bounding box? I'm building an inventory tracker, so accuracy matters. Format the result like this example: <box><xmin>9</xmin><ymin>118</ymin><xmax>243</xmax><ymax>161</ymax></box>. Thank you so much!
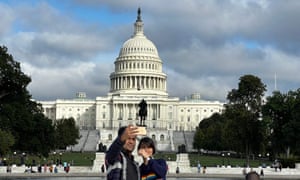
<box><xmin>135</xmin><ymin>126</ymin><xmax>147</xmax><ymax>135</ymax></box>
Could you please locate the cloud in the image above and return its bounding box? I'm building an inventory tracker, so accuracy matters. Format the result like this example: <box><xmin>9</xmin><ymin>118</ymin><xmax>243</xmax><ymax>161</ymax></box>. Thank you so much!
<box><xmin>1</xmin><ymin>0</ymin><xmax>300</xmax><ymax>102</ymax></box>
<box><xmin>0</xmin><ymin>3</ymin><xmax>15</xmax><ymax>36</ymax></box>
<box><xmin>23</xmin><ymin>61</ymin><xmax>113</xmax><ymax>101</ymax></box>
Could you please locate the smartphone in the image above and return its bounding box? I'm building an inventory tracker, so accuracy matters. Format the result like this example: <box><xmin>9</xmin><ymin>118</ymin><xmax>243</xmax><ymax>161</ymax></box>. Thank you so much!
<box><xmin>136</xmin><ymin>126</ymin><xmax>147</xmax><ymax>135</ymax></box>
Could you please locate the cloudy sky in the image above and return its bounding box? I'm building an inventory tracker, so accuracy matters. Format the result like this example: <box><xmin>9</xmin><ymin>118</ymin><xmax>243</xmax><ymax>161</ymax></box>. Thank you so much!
<box><xmin>1</xmin><ymin>0</ymin><xmax>300</xmax><ymax>102</ymax></box>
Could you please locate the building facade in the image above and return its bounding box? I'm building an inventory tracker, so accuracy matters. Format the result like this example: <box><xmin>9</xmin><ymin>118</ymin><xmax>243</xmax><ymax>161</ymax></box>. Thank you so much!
<box><xmin>39</xmin><ymin>9</ymin><xmax>224</xmax><ymax>150</ymax></box>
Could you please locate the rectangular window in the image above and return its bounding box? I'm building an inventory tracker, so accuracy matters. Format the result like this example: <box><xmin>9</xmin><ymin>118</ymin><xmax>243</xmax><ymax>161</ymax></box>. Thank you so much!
<box><xmin>168</xmin><ymin>112</ymin><xmax>172</xmax><ymax>120</ymax></box>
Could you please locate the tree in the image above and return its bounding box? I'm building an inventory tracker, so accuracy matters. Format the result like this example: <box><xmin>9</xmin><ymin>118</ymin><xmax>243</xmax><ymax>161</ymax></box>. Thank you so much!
<box><xmin>193</xmin><ymin>128</ymin><xmax>204</xmax><ymax>152</ymax></box>
<box><xmin>263</xmin><ymin>89</ymin><xmax>300</xmax><ymax>157</ymax></box>
<box><xmin>54</xmin><ymin>118</ymin><xmax>80</xmax><ymax>149</ymax></box>
<box><xmin>224</xmin><ymin>75</ymin><xmax>267</xmax><ymax>165</ymax></box>
<box><xmin>0</xmin><ymin>45</ymin><xmax>55</xmax><ymax>156</ymax></box>
<box><xmin>193</xmin><ymin>113</ymin><xmax>226</xmax><ymax>151</ymax></box>
<box><xmin>0</xmin><ymin>46</ymin><xmax>31</xmax><ymax>102</ymax></box>
<box><xmin>0</xmin><ymin>129</ymin><xmax>15</xmax><ymax>156</ymax></box>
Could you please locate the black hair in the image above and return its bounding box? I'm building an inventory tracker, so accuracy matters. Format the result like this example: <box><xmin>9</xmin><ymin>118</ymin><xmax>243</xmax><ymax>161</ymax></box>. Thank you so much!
<box><xmin>118</xmin><ymin>126</ymin><xmax>127</xmax><ymax>136</ymax></box>
<box><xmin>245</xmin><ymin>171</ymin><xmax>260</xmax><ymax>180</ymax></box>
<box><xmin>137</xmin><ymin>137</ymin><xmax>156</xmax><ymax>154</ymax></box>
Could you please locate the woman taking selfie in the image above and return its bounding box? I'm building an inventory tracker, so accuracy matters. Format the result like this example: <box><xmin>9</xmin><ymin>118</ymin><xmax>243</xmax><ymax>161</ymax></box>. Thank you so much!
<box><xmin>137</xmin><ymin>137</ymin><xmax>167</xmax><ymax>180</ymax></box>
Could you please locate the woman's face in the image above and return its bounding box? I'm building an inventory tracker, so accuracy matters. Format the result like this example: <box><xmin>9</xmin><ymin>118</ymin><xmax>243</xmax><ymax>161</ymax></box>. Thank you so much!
<box><xmin>138</xmin><ymin>144</ymin><xmax>154</xmax><ymax>157</ymax></box>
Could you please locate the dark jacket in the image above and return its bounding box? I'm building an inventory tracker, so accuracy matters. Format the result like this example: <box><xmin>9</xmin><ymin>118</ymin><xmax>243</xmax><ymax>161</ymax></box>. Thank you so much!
<box><xmin>140</xmin><ymin>158</ymin><xmax>167</xmax><ymax>180</ymax></box>
<box><xmin>105</xmin><ymin>136</ymin><xmax>140</xmax><ymax>180</ymax></box>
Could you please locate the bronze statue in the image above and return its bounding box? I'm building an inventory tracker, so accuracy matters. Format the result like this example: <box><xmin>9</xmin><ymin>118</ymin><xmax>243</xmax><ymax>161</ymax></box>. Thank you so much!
<box><xmin>138</xmin><ymin>99</ymin><xmax>147</xmax><ymax>126</ymax></box>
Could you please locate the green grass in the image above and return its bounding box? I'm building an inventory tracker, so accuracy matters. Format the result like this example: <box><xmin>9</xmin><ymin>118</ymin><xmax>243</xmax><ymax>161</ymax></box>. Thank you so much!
<box><xmin>59</xmin><ymin>152</ymin><xmax>95</xmax><ymax>166</ymax></box>
<box><xmin>188</xmin><ymin>154</ymin><xmax>270</xmax><ymax>167</ymax></box>
<box><xmin>6</xmin><ymin>152</ymin><xmax>95</xmax><ymax>166</ymax></box>
<box><xmin>154</xmin><ymin>153</ymin><xmax>272</xmax><ymax>167</ymax></box>
<box><xmin>5</xmin><ymin>152</ymin><xmax>271</xmax><ymax>167</ymax></box>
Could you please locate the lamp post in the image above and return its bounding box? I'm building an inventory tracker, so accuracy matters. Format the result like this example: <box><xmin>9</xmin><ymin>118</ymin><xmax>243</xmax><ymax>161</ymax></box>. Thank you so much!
<box><xmin>222</xmin><ymin>153</ymin><xmax>225</xmax><ymax>166</ymax></box>
<box><xmin>258</xmin><ymin>154</ymin><xmax>262</xmax><ymax>166</ymax></box>
<box><xmin>59</xmin><ymin>153</ymin><xmax>62</xmax><ymax>166</ymax></box>
<box><xmin>227</xmin><ymin>152</ymin><xmax>230</xmax><ymax>166</ymax></box>
<box><xmin>266</xmin><ymin>153</ymin><xmax>270</xmax><ymax>166</ymax></box>
<box><xmin>53</xmin><ymin>151</ymin><xmax>56</xmax><ymax>165</ymax></box>
<box><xmin>13</xmin><ymin>151</ymin><xmax>16</xmax><ymax>165</ymax></box>
<box><xmin>21</xmin><ymin>152</ymin><xmax>26</xmax><ymax>166</ymax></box>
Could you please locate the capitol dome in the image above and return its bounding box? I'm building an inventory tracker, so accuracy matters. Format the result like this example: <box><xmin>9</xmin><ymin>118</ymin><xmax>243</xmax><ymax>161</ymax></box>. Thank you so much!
<box><xmin>119</xmin><ymin>36</ymin><xmax>159</xmax><ymax>57</ymax></box>
<box><xmin>109</xmin><ymin>8</ymin><xmax>167</xmax><ymax>97</ymax></box>
<box><xmin>118</xmin><ymin>8</ymin><xmax>159</xmax><ymax>57</ymax></box>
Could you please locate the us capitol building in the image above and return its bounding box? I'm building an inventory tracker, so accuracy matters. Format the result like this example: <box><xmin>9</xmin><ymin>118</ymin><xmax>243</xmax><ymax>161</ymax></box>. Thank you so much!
<box><xmin>39</xmin><ymin>9</ymin><xmax>224</xmax><ymax>152</ymax></box>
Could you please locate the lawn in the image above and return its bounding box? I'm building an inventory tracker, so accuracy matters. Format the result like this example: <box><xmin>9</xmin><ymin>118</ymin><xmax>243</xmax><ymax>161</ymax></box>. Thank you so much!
<box><xmin>7</xmin><ymin>152</ymin><xmax>95</xmax><ymax>166</ymax></box>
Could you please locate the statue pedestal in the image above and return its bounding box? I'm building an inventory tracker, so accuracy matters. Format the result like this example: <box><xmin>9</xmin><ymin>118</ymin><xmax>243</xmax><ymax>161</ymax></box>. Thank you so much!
<box><xmin>92</xmin><ymin>152</ymin><xmax>105</xmax><ymax>172</ymax></box>
<box><xmin>176</xmin><ymin>153</ymin><xmax>191</xmax><ymax>173</ymax></box>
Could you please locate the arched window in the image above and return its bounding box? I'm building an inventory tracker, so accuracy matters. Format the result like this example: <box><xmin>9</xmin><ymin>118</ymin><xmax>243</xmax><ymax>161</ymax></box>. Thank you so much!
<box><xmin>108</xmin><ymin>134</ymin><xmax>112</xmax><ymax>140</ymax></box>
<box><xmin>160</xmin><ymin>134</ymin><xmax>164</xmax><ymax>141</ymax></box>
<box><xmin>152</xmin><ymin>134</ymin><xmax>156</xmax><ymax>140</ymax></box>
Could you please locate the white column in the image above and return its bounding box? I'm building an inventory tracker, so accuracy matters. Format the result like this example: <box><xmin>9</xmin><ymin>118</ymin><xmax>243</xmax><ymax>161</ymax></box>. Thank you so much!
<box><xmin>115</xmin><ymin>78</ymin><xmax>118</xmax><ymax>90</ymax></box>
<box><xmin>151</xmin><ymin>78</ymin><xmax>154</xmax><ymax>89</ymax></box>
<box><xmin>145</xmin><ymin>76</ymin><xmax>150</xmax><ymax>89</ymax></box>
<box><xmin>123</xmin><ymin>103</ymin><xmax>126</xmax><ymax>121</ymax></box>
<box><xmin>144</xmin><ymin>76</ymin><xmax>147</xmax><ymax>89</ymax></box>
<box><xmin>139</xmin><ymin>76</ymin><xmax>142</xmax><ymax>89</ymax></box>
<box><xmin>158</xmin><ymin>78</ymin><xmax>163</xmax><ymax>90</ymax></box>
<box><xmin>135</xmin><ymin>76</ymin><xmax>137</xmax><ymax>89</ymax></box>
<box><xmin>117</xmin><ymin>77</ymin><xmax>119</xmax><ymax>90</ymax></box>
<box><xmin>159</xmin><ymin>78</ymin><xmax>161</xmax><ymax>90</ymax></box>
<box><xmin>121</xmin><ymin>77</ymin><xmax>123</xmax><ymax>89</ymax></box>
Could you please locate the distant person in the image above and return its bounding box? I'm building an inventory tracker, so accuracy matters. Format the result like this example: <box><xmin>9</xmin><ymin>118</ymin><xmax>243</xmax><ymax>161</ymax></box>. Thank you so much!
<box><xmin>43</xmin><ymin>164</ymin><xmax>47</xmax><ymax>173</ymax></box>
<box><xmin>65</xmin><ymin>164</ymin><xmax>70</xmax><ymax>173</ymax></box>
<box><xmin>242</xmin><ymin>167</ymin><xmax>247</xmax><ymax>175</ymax></box>
<box><xmin>137</xmin><ymin>137</ymin><xmax>167</xmax><ymax>180</ymax></box>
<box><xmin>49</xmin><ymin>165</ymin><xmax>53</xmax><ymax>173</ymax></box>
<box><xmin>197</xmin><ymin>162</ymin><xmax>201</xmax><ymax>173</ymax></box>
<box><xmin>6</xmin><ymin>165</ymin><xmax>11</xmax><ymax>173</ymax></box>
<box><xmin>260</xmin><ymin>168</ymin><xmax>264</xmax><ymax>176</ymax></box>
<box><xmin>38</xmin><ymin>164</ymin><xmax>42</xmax><ymax>173</ymax></box>
<box><xmin>63</xmin><ymin>161</ymin><xmax>67</xmax><ymax>171</ymax></box>
<box><xmin>246</xmin><ymin>171</ymin><xmax>260</xmax><ymax>180</ymax></box>
<box><xmin>105</xmin><ymin>125</ymin><xmax>140</xmax><ymax>180</ymax></box>
<box><xmin>101</xmin><ymin>164</ymin><xmax>105</xmax><ymax>173</ymax></box>
<box><xmin>54</xmin><ymin>166</ymin><xmax>58</xmax><ymax>173</ymax></box>
<box><xmin>279</xmin><ymin>162</ymin><xmax>282</xmax><ymax>171</ymax></box>
<box><xmin>176</xmin><ymin>166</ymin><xmax>180</xmax><ymax>174</ymax></box>
<box><xmin>202</xmin><ymin>166</ymin><xmax>206</xmax><ymax>174</ymax></box>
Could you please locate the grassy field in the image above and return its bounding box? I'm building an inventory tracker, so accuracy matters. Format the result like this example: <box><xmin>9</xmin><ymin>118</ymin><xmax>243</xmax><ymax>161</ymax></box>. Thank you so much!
<box><xmin>7</xmin><ymin>152</ymin><xmax>271</xmax><ymax>167</ymax></box>
<box><xmin>7</xmin><ymin>152</ymin><xmax>95</xmax><ymax>166</ymax></box>
<box><xmin>154</xmin><ymin>153</ymin><xmax>271</xmax><ymax>167</ymax></box>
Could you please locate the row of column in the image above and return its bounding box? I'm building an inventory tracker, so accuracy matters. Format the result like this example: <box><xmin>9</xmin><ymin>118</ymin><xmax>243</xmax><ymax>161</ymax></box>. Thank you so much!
<box><xmin>111</xmin><ymin>75</ymin><xmax>166</xmax><ymax>91</ymax></box>
<box><xmin>112</xmin><ymin>103</ymin><xmax>161</xmax><ymax>122</ymax></box>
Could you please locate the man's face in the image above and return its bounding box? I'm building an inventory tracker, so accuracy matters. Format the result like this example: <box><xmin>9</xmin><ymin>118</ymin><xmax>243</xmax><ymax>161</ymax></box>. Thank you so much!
<box><xmin>123</xmin><ymin>135</ymin><xmax>137</xmax><ymax>152</ymax></box>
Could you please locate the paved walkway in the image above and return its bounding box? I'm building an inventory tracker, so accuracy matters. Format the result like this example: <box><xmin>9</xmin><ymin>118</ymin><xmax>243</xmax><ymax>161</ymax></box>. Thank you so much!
<box><xmin>1</xmin><ymin>165</ymin><xmax>299</xmax><ymax>179</ymax></box>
